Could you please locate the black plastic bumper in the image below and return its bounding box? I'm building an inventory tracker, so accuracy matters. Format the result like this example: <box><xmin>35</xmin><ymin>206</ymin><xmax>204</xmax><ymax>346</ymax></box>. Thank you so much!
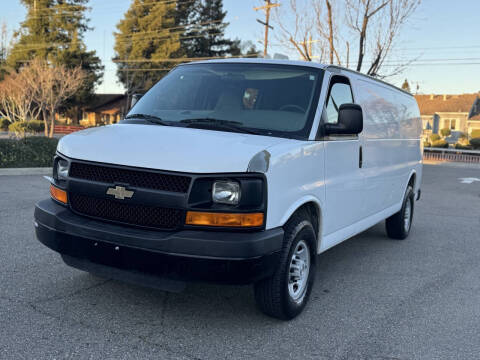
<box><xmin>34</xmin><ymin>199</ymin><xmax>283</xmax><ymax>286</ymax></box>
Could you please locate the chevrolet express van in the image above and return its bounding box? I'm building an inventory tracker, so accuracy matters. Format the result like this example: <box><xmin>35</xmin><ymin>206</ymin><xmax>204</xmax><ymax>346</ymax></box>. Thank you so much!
<box><xmin>34</xmin><ymin>59</ymin><xmax>422</xmax><ymax>320</ymax></box>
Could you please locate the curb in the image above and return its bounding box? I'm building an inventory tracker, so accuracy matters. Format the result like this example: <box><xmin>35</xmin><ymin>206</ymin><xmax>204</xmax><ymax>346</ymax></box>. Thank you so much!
<box><xmin>423</xmin><ymin>161</ymin><xmax>480</xmax><ymax>169</ymax></box>
<box><xmin>0</xmin><ymin>168</ymin><xmax>51</xmax><ymax>176</ymax></box>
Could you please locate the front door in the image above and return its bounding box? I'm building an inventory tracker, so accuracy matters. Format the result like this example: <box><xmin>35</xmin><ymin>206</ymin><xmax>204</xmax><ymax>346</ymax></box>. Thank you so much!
<box><xmin>321</xmin><ymin>75</ymin><xmax>365</xmax><ymax>248</ymax></box>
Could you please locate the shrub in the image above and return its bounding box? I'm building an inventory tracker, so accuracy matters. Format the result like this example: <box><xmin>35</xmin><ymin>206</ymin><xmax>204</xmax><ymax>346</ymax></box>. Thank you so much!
<box><xmin>1</xmin><ymin>118</ymin><xmax>10</xmax><ymax>131</ymax></box>
<box><xmin>0</xmin><ymin>137</ymin><xmax>59</xmax><ymax>168</ymax></box>
<box><xmin>440</xmin><ymin>128</ymin><xmax>451</xmax><ymax>137</ymax></box>
<box><xmin>429</xmin><ymin>134</ymin><xmax>441</xmax><ymax>142</ymax></box>
<box><xmin>471</xmin><ymin>129</ymin><xmax>480</xmax><ymax>139</ymax></box>
<box><xmin>470</xmin><ymin>138</ymin><xmax>480</xmax><ymax>150</ymax></box>
<box><xmin>455</xmin><ymin>143</ymin><xmax>472</xmax><ymax>150</ymax></box>
<box><xmin>8</xmin><ymin>121</ymin><xmax>30</xmax><ymax>137</ymax></box>
<box><xmin>430</xmin><ymin>139</ymin><xmax>449</xmax><ymax>148</ymax></box>
<box><xmin>28</xmin><ymin>120</ymin><xmax>45</xmax><ymax>133</ymax></box>
<box><xmin>423</xmin><ymin>141</ymin><xmax>431</xmax><ymax>148</ymax></box>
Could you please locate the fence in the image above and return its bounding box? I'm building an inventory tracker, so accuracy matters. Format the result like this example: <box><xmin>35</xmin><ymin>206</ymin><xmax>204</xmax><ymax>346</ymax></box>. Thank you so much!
<box><xmin>54</xmin><ymin>125</ymin><xmax>86</xmax><ymax>135</ymax></box>
<box><xmin>423</xmin><ymin>147</ymin><xmax>480</xmax><ymax>163</ymax></box>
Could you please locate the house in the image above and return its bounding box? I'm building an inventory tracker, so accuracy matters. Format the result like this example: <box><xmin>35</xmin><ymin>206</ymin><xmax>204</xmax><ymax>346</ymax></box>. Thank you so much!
<box><xmin>79</xmin><ymin>94</ymin><xmax>127</xmax><ymax>127</ymax></box>
<box><xmin>415</xmin><ymin>93</ymin><xmax>480</xmax><ymax>142</ymax></box>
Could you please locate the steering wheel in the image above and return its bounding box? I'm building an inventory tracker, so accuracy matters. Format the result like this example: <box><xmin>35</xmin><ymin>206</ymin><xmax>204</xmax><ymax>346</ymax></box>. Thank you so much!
<box><xmin>279</xmin><ymin>104</ymin><xmax>306</xmax><ymax>113</ymax></box>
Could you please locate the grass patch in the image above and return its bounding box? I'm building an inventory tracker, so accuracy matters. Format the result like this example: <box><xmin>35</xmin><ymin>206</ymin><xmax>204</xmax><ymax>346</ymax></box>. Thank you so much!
<box><xmin>0</xmin><ymin>137</ymin><xmax>58</xmax><ymax>168</ymax></box>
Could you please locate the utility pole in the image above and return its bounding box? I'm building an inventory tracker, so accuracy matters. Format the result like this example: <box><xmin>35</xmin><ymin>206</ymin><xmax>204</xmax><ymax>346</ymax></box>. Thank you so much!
<box><xmin>254</xmin><ymin>1</ymin><xmax>280</xmax><ymax>57</ymax></box>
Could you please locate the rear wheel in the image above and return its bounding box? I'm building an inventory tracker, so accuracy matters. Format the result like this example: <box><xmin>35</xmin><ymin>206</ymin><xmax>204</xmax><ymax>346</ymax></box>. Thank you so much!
<box><xmin>386</xmin><ymin>186</ymin><xmax>414</xmax><ymax>240</ymax></box>
<box><xmin>254</xmin><ymin>209</ymin><xmax>317</xmax><ymax>320</ymax></box>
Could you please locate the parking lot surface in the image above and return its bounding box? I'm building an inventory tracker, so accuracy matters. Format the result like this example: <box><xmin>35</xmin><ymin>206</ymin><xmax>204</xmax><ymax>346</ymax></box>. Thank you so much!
<box><xmin>1</xmin><ymin>164</ymin><xmax>479</xmax><ymax>359</ymax></box>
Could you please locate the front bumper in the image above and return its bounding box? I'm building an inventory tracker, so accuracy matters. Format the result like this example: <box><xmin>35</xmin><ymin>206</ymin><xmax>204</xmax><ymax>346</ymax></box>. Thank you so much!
<box><xmin>34</xmin><ymin>199</ymin><xmax>283</xmax><ymax>287</ymax></box>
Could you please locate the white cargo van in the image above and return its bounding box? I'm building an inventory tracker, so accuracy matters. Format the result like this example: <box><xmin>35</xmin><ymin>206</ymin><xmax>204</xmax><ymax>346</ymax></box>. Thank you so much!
<box><xmin>35</xmin><ymin>59</ymin><xmax>422</xmax><ymax>319</ymax></box>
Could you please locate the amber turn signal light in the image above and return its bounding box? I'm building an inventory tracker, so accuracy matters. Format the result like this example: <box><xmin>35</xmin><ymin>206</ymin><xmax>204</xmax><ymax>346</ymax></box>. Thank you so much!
<box><xmin>185</xmin><ymin>211</ymin><xmax>264</xmax><ymax>227</ymax></box>
<box><xmin>50</xmin><ymin>184</ymin><xmax>68</xmax><ymax>204</ymax></box>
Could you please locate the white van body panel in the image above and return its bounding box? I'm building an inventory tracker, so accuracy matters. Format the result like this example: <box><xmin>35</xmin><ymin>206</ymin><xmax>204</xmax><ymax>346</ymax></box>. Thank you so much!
<box><xmin>57</xmin><ymin>124</ymin><xmax>284</xmax><ymax>173</ymax></box>
<box><xmin>262</xmin><ymin>66</ymin><xmax>422</xmax><ymax>253</ymax></box>
<box><xmin>57</xmin><ymin>60</ymin><xmax>422</xmax><ymax>256</ymax></box>
<box><xmin>264</xmin><ymin>141</ymin><xmax>325</xmax><ymax>232</ymax></box>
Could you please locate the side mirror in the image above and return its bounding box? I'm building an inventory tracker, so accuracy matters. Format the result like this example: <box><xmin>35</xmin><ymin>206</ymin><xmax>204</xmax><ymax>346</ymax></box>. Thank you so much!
<box><xmin>324</xmin><ymin>103</ymin><xmax>363</xmax><ymax>135</ymax></box>
<box><xmin>130</xmin><ymin>93</ymin><xmax>144</xmax><ymax>109</ymax></box>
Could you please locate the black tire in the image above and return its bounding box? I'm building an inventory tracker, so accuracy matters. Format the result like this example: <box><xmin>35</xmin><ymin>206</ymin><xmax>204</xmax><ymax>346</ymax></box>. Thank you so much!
<box><xmin>254</xmin><ymin>209</ymin><xmax>317</xmax><ymax>320</ymax></box>
<box><xmin>386</xmin><ymin>185</ymin><xmax>415</xmax><ymax>240</ymax></box>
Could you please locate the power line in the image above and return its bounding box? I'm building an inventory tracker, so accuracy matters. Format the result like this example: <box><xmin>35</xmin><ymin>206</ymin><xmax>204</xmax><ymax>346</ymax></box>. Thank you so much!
<box><xmin>114</xmin><ymin>54</ymin><xmax>259</xmax><ymax>64</ymax></box>
<box><xmin>115</xmin><ymin>20</ymin><xmax>223</xmax><ymax>39</ymax></box>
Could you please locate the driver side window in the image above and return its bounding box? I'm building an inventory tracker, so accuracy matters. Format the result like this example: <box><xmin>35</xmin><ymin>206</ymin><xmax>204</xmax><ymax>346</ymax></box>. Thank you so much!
<box><xmin>325</xmin><ymin>77</ymin><xmax>354</xmax><ymax>124</ymax></box>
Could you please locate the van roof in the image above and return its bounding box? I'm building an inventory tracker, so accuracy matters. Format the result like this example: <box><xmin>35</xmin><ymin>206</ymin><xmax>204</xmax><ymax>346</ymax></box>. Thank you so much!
<box><xmin>183</xmin><ymin>58</ymin><xmax>412</xmax><ymax>97</ymax></box>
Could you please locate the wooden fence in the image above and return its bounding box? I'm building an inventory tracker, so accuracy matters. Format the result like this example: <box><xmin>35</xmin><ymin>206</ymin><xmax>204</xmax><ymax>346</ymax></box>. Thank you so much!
<box><xmin>423</xmin><ymin>148</ymin><xmax>480</xmax><ymax>163</ymax></box>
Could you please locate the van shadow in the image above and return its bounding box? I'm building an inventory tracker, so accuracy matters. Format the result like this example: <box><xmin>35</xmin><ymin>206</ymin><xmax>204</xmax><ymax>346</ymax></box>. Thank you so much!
<box><xmin>42</xmin><ymin>222</ymin><xmax>395</xmax><ymax>338</ymax></box>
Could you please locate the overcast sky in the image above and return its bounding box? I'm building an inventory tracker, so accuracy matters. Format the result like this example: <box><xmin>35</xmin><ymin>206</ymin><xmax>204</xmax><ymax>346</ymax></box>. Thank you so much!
<box><xmin>2</xmin><ymin>0</ymin><xmax>479</xmax><ymax>95</ymax></box>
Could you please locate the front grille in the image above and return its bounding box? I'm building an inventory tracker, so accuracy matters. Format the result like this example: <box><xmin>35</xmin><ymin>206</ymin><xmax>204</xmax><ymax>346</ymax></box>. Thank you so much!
<box><xmin>69</xmin><ymin>162</ymin><xmax>191</xmax><ymax>193</ymax></box>
<box><xmin>69</xmin><ymin>193</ymin><xmax>183</xmax><ymax>230</ymax></box>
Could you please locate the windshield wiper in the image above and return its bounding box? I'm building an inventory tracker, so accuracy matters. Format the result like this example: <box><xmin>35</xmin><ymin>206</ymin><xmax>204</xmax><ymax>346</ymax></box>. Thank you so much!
<box><xmin>124</xmin><ymin>113</ymin><xmax>170</xmax><ymax>126</ymax></box>
<box><xmin>179</xmin><ymin>118</ymin><xmax>262</xmax><ymax>135</ymax></box>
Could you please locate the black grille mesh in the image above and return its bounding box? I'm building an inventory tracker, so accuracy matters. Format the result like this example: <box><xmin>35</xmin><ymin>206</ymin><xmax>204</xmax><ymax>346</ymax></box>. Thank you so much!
<box><xmin>69</xmin><ymin>162</ymin><xmax>191</xmax><ymax>193</ymax></box>
<box><xmin>69</xmin><ymin>193</ymin><xmax>183</xmax><ymax>230</ymax></box>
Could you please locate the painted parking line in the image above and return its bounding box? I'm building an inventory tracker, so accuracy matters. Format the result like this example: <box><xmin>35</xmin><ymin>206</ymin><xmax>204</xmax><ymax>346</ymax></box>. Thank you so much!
<box><xmin>458</xmin><ymin>177</ymin><xmax>480</xmax><ymax>184</ymax></box>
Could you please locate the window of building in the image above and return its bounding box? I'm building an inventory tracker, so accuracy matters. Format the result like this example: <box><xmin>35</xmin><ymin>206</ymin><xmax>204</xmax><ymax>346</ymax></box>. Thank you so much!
<box><xmin>450</xmin><ymin>119</ymin><xmax>456</xmax><ymax>130</ymax></box>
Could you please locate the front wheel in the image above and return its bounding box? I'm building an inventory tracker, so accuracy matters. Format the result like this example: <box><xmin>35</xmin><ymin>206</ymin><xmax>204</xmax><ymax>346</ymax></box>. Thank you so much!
<box><xmin>254</xmin><ymin>210</ymin><xmax>317</xmax><ymax>320</ymax></box>
<box><xmin>385</xmin><ymin>186</ymin><xmax>415</xmax><ymax>240</ymax></box>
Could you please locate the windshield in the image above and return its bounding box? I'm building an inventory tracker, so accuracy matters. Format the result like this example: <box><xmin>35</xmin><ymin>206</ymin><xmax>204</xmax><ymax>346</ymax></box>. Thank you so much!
<box><xmin>127</xmin><ymin>63</ymin><xmax>324</xmax><ymax>139</ymax></box>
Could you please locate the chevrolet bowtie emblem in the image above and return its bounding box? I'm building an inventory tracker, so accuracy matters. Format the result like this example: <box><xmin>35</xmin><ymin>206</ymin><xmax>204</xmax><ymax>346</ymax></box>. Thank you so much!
<box><xmin>106</xmin><ymin>186</ymin><xmax>134</xmax><ymax>200</ymax></box>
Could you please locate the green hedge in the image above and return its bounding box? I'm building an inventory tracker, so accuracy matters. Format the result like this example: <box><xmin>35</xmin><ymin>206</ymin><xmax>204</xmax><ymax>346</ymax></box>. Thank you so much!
<box><xmin>430</xmin><ymin>134</ymin><xmax>441</xmax><ymax>142</ymax></box>
<box><xmin>440</xmin><ymin>128</ymin><xmax>451</xmax><ymax>137</ymax></box>
<box><xmin>430</xmin><ymin>139</ymin><xmax>449</xmax><ymax>148</ymax></box>
<box><xmin>470</xmin><ymin>138</ymin><xmax>480</xmax><ymax>150</ymax></box>
<box><xmin>0</xmin><ymin>137</ymin><xmax>58</xmax><ymax>168</ymax></box>
<box><xmin>454</xmin><ymin>143</ymin><xmax>472</xmax><ymax>150</ymax></box>
<box><xmin>471</xmin><ymin>130</ymin><xmax>480</xmax><ymax>139</ymax></box>
<box><xmin>1</xmin><ymin>118</ymin><xmax>10</xmax><ymax>131</ymax></box>
<box><xmin>8</xmin><ymin>120</ymin><xmax>45</xmax><ymax>136</ymax></box>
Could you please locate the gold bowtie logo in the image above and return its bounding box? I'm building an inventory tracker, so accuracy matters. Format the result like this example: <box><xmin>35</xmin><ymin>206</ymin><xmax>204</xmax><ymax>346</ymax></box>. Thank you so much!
<box><xmin>106</xmin><ymin>186</ymin><xmax>134</xmax><ymax>200</ymax></box>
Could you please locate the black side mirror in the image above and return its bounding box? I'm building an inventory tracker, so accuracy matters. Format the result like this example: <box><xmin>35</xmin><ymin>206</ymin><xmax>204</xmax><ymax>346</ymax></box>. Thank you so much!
<box><xmin>130</xmin><ymin>93</ymin><xmax>144</xmax><ymax>109</ymax></box>
<box><xmin>324</xmin><ymin>103</ymin><xmax>363</xmax><ymax>135</ymax></box>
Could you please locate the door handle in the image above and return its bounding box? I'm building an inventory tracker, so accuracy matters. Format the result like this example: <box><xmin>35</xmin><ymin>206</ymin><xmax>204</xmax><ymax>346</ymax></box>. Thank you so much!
<box><xmin>359</xmin><ymin>146</ymin><xmax>363</xmax><ymax>168</ymax></box>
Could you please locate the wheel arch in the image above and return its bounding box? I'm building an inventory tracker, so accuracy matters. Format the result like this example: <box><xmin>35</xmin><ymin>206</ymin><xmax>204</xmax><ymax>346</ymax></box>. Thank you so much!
<box><xmin>407</xmin><ymin>169</ymin><xmax>417</xmax><ymax>191</ymax></box>
<box><xmin>278</xmin><ymin>196</ymin><xmax>323</xmax><ymax>253</ymax></box>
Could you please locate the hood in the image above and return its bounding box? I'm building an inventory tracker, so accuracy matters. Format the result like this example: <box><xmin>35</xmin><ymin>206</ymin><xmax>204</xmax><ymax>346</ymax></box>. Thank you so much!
<box><xmin>57</xmin><ymin>124</ymin><xmax>286</xmax><ymax>173</ymax></box>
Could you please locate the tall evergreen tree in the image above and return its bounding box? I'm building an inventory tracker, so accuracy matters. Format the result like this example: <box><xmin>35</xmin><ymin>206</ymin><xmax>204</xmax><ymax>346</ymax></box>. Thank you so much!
<box><xmin>7</xmin><ymin>0</ymin><xmax>103</xmax><ymax>122</ymax></box>
<box><xmin>0</xmin><ymin>22</ymin><xmax>8</xmax><ymax>80</ymax></box>
<box><xmin>181</xmin><ymin>0</ymin><xmax>239</xmax><ymax>58</ymax></box>
<box><xmin>114</xmin><ymin>0</ymin><xmax>180</xmax><ymax>96</ymax></box>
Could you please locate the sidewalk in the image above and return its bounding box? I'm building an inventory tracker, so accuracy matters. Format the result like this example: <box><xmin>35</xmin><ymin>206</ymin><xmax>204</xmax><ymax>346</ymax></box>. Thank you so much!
<box><xmin>0</xmin><ymin>168</ymin><xmax>51</xmax><ymax>176</ymax></box>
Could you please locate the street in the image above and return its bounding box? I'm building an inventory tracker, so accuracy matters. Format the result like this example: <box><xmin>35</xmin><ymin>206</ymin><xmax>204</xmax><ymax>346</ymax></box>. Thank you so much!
<box><xmin>1</xmin><ymin>164</ymin><xmax>479</xmax><ymax>359</ymax></box>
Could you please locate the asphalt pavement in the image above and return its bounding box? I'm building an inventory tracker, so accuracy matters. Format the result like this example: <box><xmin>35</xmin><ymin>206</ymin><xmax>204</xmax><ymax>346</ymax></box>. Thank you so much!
<box><xmin>1</xmin><ymin>164</ymin><xmax>479</xmax><ymax>359</ymax></box>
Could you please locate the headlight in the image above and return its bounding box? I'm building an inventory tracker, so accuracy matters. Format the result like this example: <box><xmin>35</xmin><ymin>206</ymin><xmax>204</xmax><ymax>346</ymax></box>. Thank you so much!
<box><xmin>56</xmin><ymin>159</ymin><xmax>69</xmax><ymax>179</ymax></box>
<box><xmin>212</xmin><ymin>181</ymin><xmax>241</xmax><ymax>205</ymax></box>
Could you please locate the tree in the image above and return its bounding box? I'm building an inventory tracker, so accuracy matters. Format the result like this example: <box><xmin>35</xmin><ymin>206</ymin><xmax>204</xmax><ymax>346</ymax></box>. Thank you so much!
<box><xmin>113</xmin><ymin>0</ymin><xmax>181</xmax><ymax>99</ymax></box>
<box><xmin>7</xmin><ymin>0</ymin><xmax>103</xmax><ymax>121</ymax></box>
<box><xmin>401</xmin><ymin>79</ymin><xmax>411</xmax><ymax>93</ymax></box>
<box><xmin>274</xmin><ymin>0</ymin><xmax>421</xmax><ymax>77</ymax></box>
<box><xmin>23</xmin><ymin>59</ymin><xmax>86</xmax><ymax>137</ymax></box>
<box><xmin>183</xmin><ymin>0</ymin><xmax>239</xmax><ymax>58</ymax></box>
<box><xmin>0</xmin><ymin>71</ymin><xmax>40</xmax><ymax>124</ymax></box>
<box><xmin>0</xmin><ymin>22</ymin><xmax>8</xmax><ymax>80</ymax></box>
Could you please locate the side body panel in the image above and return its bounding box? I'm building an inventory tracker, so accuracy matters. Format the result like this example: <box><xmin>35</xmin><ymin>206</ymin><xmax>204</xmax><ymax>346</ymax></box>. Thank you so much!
<box><xmin>351</xmin><ymin>76</ymin><xmax>423</xmax><ymax>218</ymax></box>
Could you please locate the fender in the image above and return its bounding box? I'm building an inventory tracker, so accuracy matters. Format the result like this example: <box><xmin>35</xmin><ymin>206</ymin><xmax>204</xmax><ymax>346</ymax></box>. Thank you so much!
<box><xmin>276</xmin><ymin>195</ymin><xmax>324</xmax><ymax>253</ymax></box>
